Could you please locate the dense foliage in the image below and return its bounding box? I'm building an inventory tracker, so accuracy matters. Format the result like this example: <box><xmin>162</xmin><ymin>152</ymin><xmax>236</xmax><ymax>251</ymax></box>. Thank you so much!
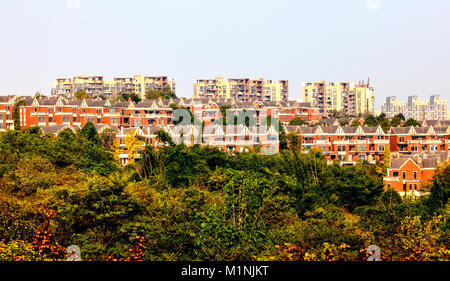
<box><xmin>0</xmin><ymin>124</ymin><xmax>449</xmax><ymax>261</ymax></box>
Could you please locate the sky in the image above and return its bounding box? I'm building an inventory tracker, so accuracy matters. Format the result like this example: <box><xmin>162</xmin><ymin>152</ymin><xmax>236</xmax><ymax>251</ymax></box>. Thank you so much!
<box><xmin>0</xmin><ymin>0</ymin><xmax>449</xmax><ymax>109</ymax></box>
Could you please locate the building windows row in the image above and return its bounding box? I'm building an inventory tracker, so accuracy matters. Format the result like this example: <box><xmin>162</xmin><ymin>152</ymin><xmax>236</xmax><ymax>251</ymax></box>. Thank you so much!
<box><xmin>403</xmin><ymin>183</ymin><xmax>418</xmax><ymax>192</ymax></box>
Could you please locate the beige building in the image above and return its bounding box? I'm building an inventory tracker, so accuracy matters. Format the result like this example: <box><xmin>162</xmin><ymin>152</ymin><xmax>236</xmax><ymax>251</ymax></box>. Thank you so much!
<box><xmin>302</xmin><ymin>79</ymin><xmax>374</xmax><ymax>116</ymax></box>
<box><xmin>52</xmin><ymin>75</ymin><xmax>175</xmax><ymax>99</ymax></box>
<box><xmin>381</xmin><ymin>95</ymin><xmax>449</xmax><ymax>120</ymax></box>
<box><xmin>193</xmin><ymin>77</ymin><xmax>288</xmax><ymax>102</ymax></box>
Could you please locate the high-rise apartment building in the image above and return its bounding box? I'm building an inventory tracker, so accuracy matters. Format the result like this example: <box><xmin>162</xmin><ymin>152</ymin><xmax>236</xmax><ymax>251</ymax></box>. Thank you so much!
<box><xmin>429</xmin><ymin>95</ymin><xmax>449</xmax><ymax>120</ymax></box>
<box><xmin>381</xmin><ymin>95</ymin><xmax>449</xmax><ymax>120</ymax></box>
<box><xmin>301</xmin><ymin>79</ymin><xmax>374</xmax><ymax>116</ymax></box>
<box><xmin>192</xmin><ymin>77</ymin><xmax>288</xmax><ymax>102</ymax></box>
<box><xmin>382</xmin><ymin>96</ymin><xmax>406</xmax><ymax>118</ymax></box>
<box><xmin>52</xmin><ymin>75</ymin><xmax>176</xmax><ymax>99</ymax></box>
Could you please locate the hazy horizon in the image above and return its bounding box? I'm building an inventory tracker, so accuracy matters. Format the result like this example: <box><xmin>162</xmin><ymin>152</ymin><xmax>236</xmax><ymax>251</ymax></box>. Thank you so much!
<box><xmin>1</xmin><ymin>0</ymin><xmax>449</xmax><ymax>109</ymax></box>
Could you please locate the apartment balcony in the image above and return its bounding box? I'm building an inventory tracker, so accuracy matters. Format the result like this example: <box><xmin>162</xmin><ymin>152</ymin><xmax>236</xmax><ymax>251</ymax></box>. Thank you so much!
<box><xmin>334</xmin><ymin>140</ymin><xmax>350</xmax><ymax>145</ymax></box>
<box><xmin>373</xmin><ymin>139</ymin><xmax>389</xmax><ymax>145</ymax></box>
<box><xmin>314</xmin><ymin>140</ymin><xmax>330</xmax><ymax>145</ymax></box>
<box><xmin>236</xmin><ymin>140</ymin><xmax>254</xmax><ymax>146</ymax></box>
<box><xmin>31</xmin><ymin>112</ymin><xmax>49</xmax><ymax>116</ymax></box>
<box><xmin>53</xmin><ymin>112</ymin><xmax>75</xmax><ymax>116</ymax></box>
<box><xmin>209</xmin><ymin>141</ymin><xmax>227</xmax><ymax>145</ymax></box>
<box><xmin>103</xmin><ymin>113</ymin><xmax>121</xmax><ymax>117</ymax></box>
<box><xmin>383</xmin><ymin>176</ymin><xmax>399</xmax><ymax>182</ymax></box>
<box><xmin>79</xmin><ymin>113</ymin><xmax>98</xmax><ymax>117</ymax></box>
<box><xmin>423</xmin><ymin>139</ymin><xmax>442</xmax><ymax>145</ymax></box>
<box><xmin>261</xmin><ymin>140</ymin><xmax>279</xmax><ymax>145</ymax></box>
<box><xmin>407</xmin><ymin>140</ymin><xmax>422</xmax><ymax>145</ymax></box>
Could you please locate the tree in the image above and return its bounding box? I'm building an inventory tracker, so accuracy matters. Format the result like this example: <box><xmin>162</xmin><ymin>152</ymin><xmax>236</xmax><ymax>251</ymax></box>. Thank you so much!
<box><xmin>390</xmin><ymin>116</ymin><xmax>403</xmax><ymax>128</ymax></box>
<box><xmin>383</xmin><ymin>145</ymin><xmax>391</xmax><ymax>176</ymax></box>
<box><xmin>350</xmin><ymin>120</ymin><xmax>360</xmax><ymax>126</ymax></box>
<box><xmin>121</xmin><ymin>92</ymin><xmax>141</xmax><ymax>103</ymax></box>
<box><xmin>74</xmin><ymin>89</ymin><xmax>89</xmax><ymax>100</ymax></box>
<box><xmin>145</xmin><ymin>87</ymin><xmax>176</xmax><ymax>100</ymax></box>
<box><xmin>155</xmin><ymin>129</ymin><xmax>175</xmax><ymax>147</ymax></box>
<box><xmin>100</xmin><ymin>128</ymin><xmax>117</xmax><ymax>149</ymax></box>
<box><xmin>289</xmin><ymin>117</ymin><xmax>307</xmax><ymax>126</ymax></box>
<box><xmin>54</xmin><ymin>174</ymin><xmax>141</xmax><ymax>260</ymax></box>
<box><xmin>124</xmin><ymin>129</ymin><xmax>145</xmax><ymax>166</ymax></box>
<box><xmin>80</xmin><ymin>122</ymin><xmax>101</xmax><ymax>146</ymax></box>
<box><xmin>13</xmin><ymin>99</ymin><xmax>26</xmax><ymax>130</ymax></box>
<box><xmin>364</xmin><ymin>115</ymin><xmax>378</xmax><ymax>127</ymax></box>
<box><xmin>403</xmin><ymin>118</ymin><xmax>421</xmax><ymax>127</ymax></box>
<box><xmin>376</xmin><ymin>113</ymin><xmax>387</xmax><ymax>123</ymax></box>
<box><xmin>394</xmin><ymin>113</ymin><xmax>406</xmax><ymax>121</ymax></box>
<box><xmin>427</xmin><ymin>162</ymin><xmax>450</xmax><ymax>211</ymax></box>
<box><xmin>287</xmin><ymin>132</ymin><xmax>301</xmax><ymax>152</ymax></box>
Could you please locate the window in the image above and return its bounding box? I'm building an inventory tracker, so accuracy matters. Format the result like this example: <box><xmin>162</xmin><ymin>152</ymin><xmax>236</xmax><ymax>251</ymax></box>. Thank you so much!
<box><xmin>414</xmin><ymin>171</ymin><xmax>417</xmax><ymax>180</ymax></box>
<box><xmin>393</xmin><ymin>171</ymin><xmax>399</xmax><ymax>177</ymax></box>
<box><xmin>403</xmin><ymin>184</ymin><xmax>406</xmax><ymax>192</ymax></box>
<box><xmin>403</xmin><ymin>172</ymin><xmax>406</xmax><ymax>180</ymax></box>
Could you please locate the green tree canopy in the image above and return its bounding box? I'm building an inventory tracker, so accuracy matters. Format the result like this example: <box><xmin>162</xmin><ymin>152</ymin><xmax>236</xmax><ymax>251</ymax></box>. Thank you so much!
<box><xmin>145</xmin><ymin>87</ymin><xmax>177</xmax><ymax>100</ymax></box>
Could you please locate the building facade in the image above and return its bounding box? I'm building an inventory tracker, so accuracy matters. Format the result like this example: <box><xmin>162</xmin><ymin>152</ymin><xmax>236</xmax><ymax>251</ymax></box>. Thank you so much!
<box><xmin>192</xmin><ymin>77</ymin><xmax>289</xmax><ymax>102</ymax></box>
<box><xmin>384</xmin><ymin>152</ymin><xmax>449</xmax><ymax>196</ymax></box>
<box><xmin>301</xmin><ymin>79</ymin><xmax>374</xmax><ymax>116</ymax></box>
<box><xmin>285</xmin><ymin>124</ymin><xmax>390</xmax><ymax>164</ymax></box>
<box><xmin>51</xmin><ymin>75</ymin><xmax>176</xmax><ymax>100</ymax></box>
<box><xmin>381</xmin><ymin>95</ymin><xmax>449</xmax><ymax>120</ymax></box>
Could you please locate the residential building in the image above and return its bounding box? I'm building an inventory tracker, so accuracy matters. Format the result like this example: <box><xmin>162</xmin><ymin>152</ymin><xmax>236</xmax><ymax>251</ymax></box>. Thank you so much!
<box><xmin>192</xmin><ymin>77</ymin><xmax>288</xmax><ymax>102</ymax></box>
<box><xmin>51</xmin><ymin>75</ymin><xmax>176</xmax><ymax>99</ymax></box>
<box><xmin>301</xmin><ymin>79</ymin><xmax>374</xmax><ymax>116</ymax></box>
<box><xmin>380</xmin><ymin>95</ymin><xmax>449</xmax><ymax>120</ymax></box>
<box><xmin>389</xmin><ymin>125</ymin><xmax>450</xmax><ymax>154</ymax></box>
<box><xmin>384</xmin><ymin>151</ymin><xmax>449</xmax><ymax>196</ymax></box>
<box><xmin>285</xmin><ymin>125</ymin><xmax>389</xmax><ymax>164</ymax></box>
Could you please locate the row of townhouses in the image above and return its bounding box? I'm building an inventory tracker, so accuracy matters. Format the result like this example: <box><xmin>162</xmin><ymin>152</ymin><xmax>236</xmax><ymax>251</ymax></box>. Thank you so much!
<box><xmin>2</xmin><ymin>95</ymin><xmax>449</xmax><ymax>196</ymax></box>
<box><xmin>34</xmin><ymin>121</ymin><xmax>450</xmax><ymax>196</ymax></box>
<box><xmin>0</xmin><ymin>95</ymin><xmax>322</xmax><ymax>132</ymax></box>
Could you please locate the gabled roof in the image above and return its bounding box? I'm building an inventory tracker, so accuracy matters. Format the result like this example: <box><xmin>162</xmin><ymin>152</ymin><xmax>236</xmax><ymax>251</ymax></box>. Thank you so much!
<box><xmin>390</xmin><ymin>157</ymin><xmax>421</xmax><ymax>170</ymax></box>
<box><xmin>391</xmin><ymin>126</ymin><xmax>416</xmax><ymax>135</ymax></box>
<box><xmin>40</xmin><ymin>124</ymin><xmax>73</xmax><ymax>135</ymax></box>
<box><xmin>342</xmin><ymin>126</ymin><xmax>359</xmax><ymax>134</ymax></box>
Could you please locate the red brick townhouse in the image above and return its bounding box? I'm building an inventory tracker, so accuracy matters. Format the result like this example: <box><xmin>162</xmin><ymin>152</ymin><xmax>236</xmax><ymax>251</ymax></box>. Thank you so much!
<box><xmin>8</xmin><ymin>95</ymin><xmax>320</xmax><ymax>130</ymax></box>
<box><xmin>384</xmin><ymin>151</ymin><xmax>449</xmax><ymax>196</ymax></box>
<box><xmin>285</xmin><ymin>125</ymin><xmax>389</xmax><ymax>164</ymax></box>
<box><xmin>389</xmin><ymin>126</ymin><xmax>450</xmax><ymax>154</ymax></box>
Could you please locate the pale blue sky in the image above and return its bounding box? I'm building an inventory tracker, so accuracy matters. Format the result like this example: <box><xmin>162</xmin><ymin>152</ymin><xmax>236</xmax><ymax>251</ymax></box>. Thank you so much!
<box><xmin>0</xmin><ymin>0</ymin><xmax>449</xmax><ymax>109</ymax></box>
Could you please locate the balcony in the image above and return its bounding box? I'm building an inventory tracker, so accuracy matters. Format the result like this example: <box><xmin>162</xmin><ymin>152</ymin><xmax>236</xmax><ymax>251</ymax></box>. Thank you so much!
<box><xmin>261</xmin><ymin>140</ymin><xmax>279</xmax><ymax>145</ymax></box>
<box><xmin>209</xmin><ymin>141</ymin><xmax>226</xmax><ymax>145</ymax></box>
<box><xmin>407</xmin><ymin>140</ymin><xmax>422</xmax><ymax>145</ymax></box>
<box><xmin>334</xmin><ymin>140</ymin><xmax>349</xmax><ymax>145</ymax></box>
<box><xmin>423</xmin><ymin>140</ymin><xmax>442</xmax><ymax>145</ymax></box>
<box><xmin>236</xmin><ymin>140</ymin><xmax>254</xmax><ymax>146</ymax></box>
<box><xmin>383</xmin><ymin>177</ymin><xmax>399</xmax><ymax>182</ymax></box>
<box><xmin>373</xmin><ymin>139</ymin><xmax>389</xmax><ymax>145</ymax></box>
<box><xmin>314</xmin><ymin>140</ymin><xmax>330</xmax><ymax>145</ymax></box>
